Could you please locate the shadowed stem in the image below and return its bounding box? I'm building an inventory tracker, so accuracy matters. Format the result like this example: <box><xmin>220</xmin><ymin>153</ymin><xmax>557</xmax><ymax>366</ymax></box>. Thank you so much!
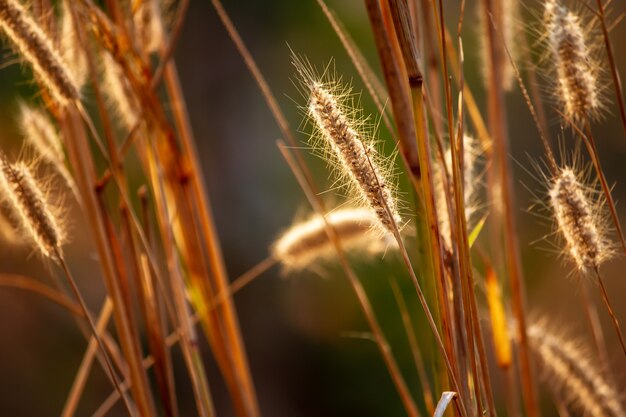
<box><xmin>389</xmin><ymin>276</ymin><xmax>435</xmax><ymax>415</ymax></box>
<box><xmin>594</xmin><ymin>0</ymin><xmax>626</xmax><ymax>141</ymax></box>
<box><xmin>93</xmin><ymin>255</ymin><xmax>280</xmax><ymax>416</ymax></box>
<box><xmin>577</xmin><ymin>278</ymin><xmax>610</xmax><ymax>371</ymax></box>
<box><xmin>481</xmin><ymin>0</ymin><xmax>538</xmax><ymax>415</ymax></box>
<box><xmin>594</xmin><ymin>268</ymin><xmax>626</xmax><ymax>358</ymax></box>
<box><xmin>61</xmin><ymin>298</ymin><xmax>115</xmax><ymax>417</ymax></box>
<box><xmin>56</xmin><ymin>253</ymin><xmax>134</xmax><ymax>416</ymax></box>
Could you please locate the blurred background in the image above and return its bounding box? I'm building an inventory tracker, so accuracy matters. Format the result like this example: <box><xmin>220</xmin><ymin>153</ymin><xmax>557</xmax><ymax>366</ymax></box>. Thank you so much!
<box><xmin>0</xmin><ymin>0</ymin><xmax>625</xmax><ymax>415</ymax></box>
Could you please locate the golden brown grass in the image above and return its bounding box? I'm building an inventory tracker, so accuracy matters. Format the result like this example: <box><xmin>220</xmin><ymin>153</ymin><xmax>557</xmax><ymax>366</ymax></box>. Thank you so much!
<box><xmin>0</xmin><ymin>0</ymin><xmax>624</xmax><ymax>416</ymax></box>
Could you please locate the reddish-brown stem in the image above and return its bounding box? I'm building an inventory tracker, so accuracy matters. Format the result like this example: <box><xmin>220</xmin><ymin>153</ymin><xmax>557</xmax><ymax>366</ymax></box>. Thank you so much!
<box><xmin>595</xmin><ymin>268</ymin><xmax>626</xmax><ymax>358</ymax></box>
<box><xmin>481</xmin><ymin>0</ymin><xmax>538</xmax><ymax>416</ymax></box>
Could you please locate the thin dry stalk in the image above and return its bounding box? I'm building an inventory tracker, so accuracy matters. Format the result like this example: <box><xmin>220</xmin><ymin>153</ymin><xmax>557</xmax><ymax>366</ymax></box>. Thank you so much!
<box><xmin>61</xmin><ymin>298</ymin><xmax>115</xmax><ymax>417</ymax></box>
<box><xmin>162</xmin><ymin>60</ymin><xmax>260</xmax><ymax>417</ymax></box>
<box><xmin>389</xmin><ymin>276</ymin><xmax>435</xmax><ymax>415</ymax></box>
<box><xmin>481</xmin><ymin>0</ymin><xmax>539</xmax><ymax>415</ymax></box>
<box><xmin>93</xmin><ymin>254</ymin><xmax>275</xmax><ymax>416</ymax></box>
<box><xmin>594</xmin><ymin>0</ymin><xmax>626</xmax><ymax>140</ymax></box>
<box><xmin>60</xmin><ymin>107</ymin><xmax>157</xmax><ymax>417</ymax></box>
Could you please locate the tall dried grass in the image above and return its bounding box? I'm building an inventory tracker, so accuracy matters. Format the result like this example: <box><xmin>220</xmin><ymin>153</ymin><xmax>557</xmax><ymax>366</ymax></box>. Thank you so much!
<box><xmin>0</xmin><ymin>0</ymin><xmax>623</xmax><ymax>416</ymax></box>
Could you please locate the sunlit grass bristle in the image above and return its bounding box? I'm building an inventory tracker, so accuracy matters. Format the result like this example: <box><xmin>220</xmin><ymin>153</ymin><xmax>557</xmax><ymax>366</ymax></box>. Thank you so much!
<box><xmin>548</xmin><ymin>165</ymin><xmax>612</xmax><ymax>272</ymax></box>
<box><xmin>101</xmin><ymin>51</ymin><xmax>140</xmax><ymax>131</ymax></box>
<box><xmin>0</xmin><ymin>156</ymin><xmax>66</xmax><ymax>260</ymax></box>
<box><xmin>292</xmin><ymin>54</ymin><xmax>402</xmax><ymax>234</ymax></box>
<box><xmin>18</xmin><ymin>102</ymin><xmax>77</xmax><ymax>195</ymax></box>
<box><xmin>435</xmin><ymin>133</ymin><xmax>483</xmax><ymax>249</ymax></box>
<box><xmin>133</xmin><ymin>0</ymin><xmax>164</xmax><ymax>54</ymax></box>
<box><xmin>528</xmin><ymin>319</ymin><xmax>624</xmax><ymax>417</ymax></box>
<box><xmin>0</xmin><ymin>0</ymin><xmax>79</xmax><ymax>106</ymax></box>
<box><xmin>18</xmin><ymin>102</ymin><xmax>64</xmax><ymax>163</ymax></box>
<box><xmin>271</xmin><ymin>207</ymin><xmax>397</xmax><ymax>272</ymax></box>
<box><xmin>543</xmin><ymin>0</ymin><xmax>604</xmax><ymax>122</ymax></box>
<box><xmin>59</xmin><ymin>0</ymin><xmax>87</xmax><ymax>88</ymax></box>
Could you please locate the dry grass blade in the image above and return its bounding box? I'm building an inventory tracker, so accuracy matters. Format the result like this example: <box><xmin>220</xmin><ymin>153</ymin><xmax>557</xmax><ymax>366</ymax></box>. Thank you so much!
<box><xmin>389</xmin><ymin>276</ymin><xmax>435</xmax><ymax>415</ymax></box>
<box><xmin>61</xmin><ymin>298</ymin><xmax>115</xmax><ymax>417</ymax></box>
<box><xmin>481</xmin><ymin>1</ymin><xmax>538</xmax><ymax>415</ymax></box>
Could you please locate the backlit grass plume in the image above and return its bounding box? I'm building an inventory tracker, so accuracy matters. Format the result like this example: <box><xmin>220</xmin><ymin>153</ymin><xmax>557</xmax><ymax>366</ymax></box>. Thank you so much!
<box><xmin>18</xmin><ymin>102</ymin><xmax>64</xmax><ymax>164</ymax></box>
<box><xmin>133</xmin><ymin>0</ymin><xmax>164</xmax><ymax>54</ymax></box>
<box><xmin>272</xmin><ymin>207</ymin><xmax>396</xmax><ymax>272</ymax></box>
<box><xmin>543</xmin><ymin>0</ymin><xmax>603</xmax><ymax>121</ymax></box>
<box><xmin>59</xmin><ymin>0</ymin><xmax>87</xmax><ymax>89</ymax></box>
<box><xmin>528</xmin><ymin>319</ymin><xmax>624</xmax><ymax>417</ymax></box>
<box><xmin>293</xmin><ymin>55</ymin><xmax>401</xmax><ymax>234</ymax></box>
<box><xmin>548</xmin><ymin>165</ymin><xmax>612</xmax><ymax>272</ymax></box>
<box><xmin>0</xmin><ymin>155</ymin><xmax>65</xmax><ymax>260</ymax></box>
<box><xmin>0</xmin><ymin>0</ymin><xmax>79</xmax><ymax>106</ymax></box>
<box><xmin>101</xmin><ymin>51</ymin><xmax>140</xmax><ymax>131</ymax></box>
<box><xmin>435</xmin><ymin>134</ymin><xmax>482</xmax><ymax>249</ymax></box>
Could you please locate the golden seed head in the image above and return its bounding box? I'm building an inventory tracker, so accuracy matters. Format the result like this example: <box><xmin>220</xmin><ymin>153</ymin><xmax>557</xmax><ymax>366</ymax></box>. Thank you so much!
<box><xmin>306</xmin><ymin>80</ymin><xmax>401</xmax><ymax>233</ymax></box>
<box><xmin>544</xmin><ymin>0</ymin><xmax>601</xmax><ymax>121</ymax></box>
<box><xmin>436</xmin><ymin>134</ymin><xmax>482</xmax><ymax>249</ymax></box>
<box><xmin>548</xmin><ymin>167</ymin><xmax>611</xmax><ymax>272</ymax></box>
<box><xmin>59</xmin><ymin>0</ymin><xmax>87</xmax><ymax>88</ymax></box>
<box><xmin>101</xmin><ymin>51</ymin><xmax>140</xmax><ymax>131</ymax></box>
<box><xmin>0</xmin><ymin>157</ymin><xmax>65</xmax><ymax>260</ymax></box>
<box><xmin>528</xmin><ymin>320</ymin><xmax>624</xmax><ymax>417</ymax></box>
<box><xmin>272</xmin><ymin>207</ymin><xmax>397</xmax><ymax>272</ymax></box>
<box><xmin>133</xmin><ymin>0</ymin><xmax>164</xmax><ymax>54</ymax></box>
<box><xmin>18</xmin><ymin>102</ymin><xmax>64</xmax><ymax>163</ymax></box>
<box><xmin>0</xmin><ymin>0</ymin><xmax>79</xmax><ymax>106</ymax></box>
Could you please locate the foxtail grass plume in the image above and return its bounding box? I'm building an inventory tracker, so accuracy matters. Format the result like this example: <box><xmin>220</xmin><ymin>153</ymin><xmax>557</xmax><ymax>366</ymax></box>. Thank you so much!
<box><xmin>548</xmin><ymin>166</ymin><xmax>612</xmax><ymax>272</ymax></box>
<box><xmin>59</xmin><ymin>0</ymin><xmax>87</xmax><ymax>88</ymax></box>
<box><xmin>435</xmin><ymin>134</ymin><xmax>482</xmax><ymax>249</ymax></box>
<box><xmin>101</xmin><ymin>51</ymin><xmax>140</xmax><ymax>131</ymax></box>
<box><xmin>133</xmin><ymin>0</ymin><xmax>164</xmax><ymax>54</ymax></box>
<box><xmin>0</xmin><ymin>155</ymin><xmax>65</xmax><ymax>260</ymax></box>
<box><xmin>293</xmin><ymin>56</ymin><xmax>401</xmax><ymax>234</ymax></box>
<box><xmin>0</xmin><ymin>0</ymin><xmax>79</xmax><ymax>106</ymax></box>
<box><xmin>18</xmin><ymin>102</ymin><xmax>77</xmax><ymax>195</ymax></box>
<box><xmin>18</xmin><ymin>102</ymin><xmax>64</xmax><ymax>164</ymax></box>
<box><xmin>272</xmin><ymin>207</ymin><xmax>396</xmax><ymax>272</ymax></box>
<box><xmin>528</xmin><ymin>320</ymin><xmax>624</xmax><ymax>417</ymax></box>
<box><xmin>544</xmin><ymin>0</ymin><xmax>602</xmax><ymax>121</ymax></box>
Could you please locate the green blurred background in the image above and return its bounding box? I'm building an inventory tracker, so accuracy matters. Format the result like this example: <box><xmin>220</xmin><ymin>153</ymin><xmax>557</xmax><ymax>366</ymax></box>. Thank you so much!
<box><xmin>0</xmin><ymin>0</ymin><xmax>624</xmax><ymax>415</ymax></box>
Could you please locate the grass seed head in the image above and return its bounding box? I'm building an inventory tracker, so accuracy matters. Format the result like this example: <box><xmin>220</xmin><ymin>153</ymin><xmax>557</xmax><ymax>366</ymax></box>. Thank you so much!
<box><xmin>548</xmin><ymin>166</ymin><xmax>611</xmax><ymax>272</ymax></box>
<box><xmin>0</xmin><ymin>0</ymin><xmax>79</xmax><ymax>106</ymax></box>
<box><xmin>101</xmin><ymin>51</ymin><xmax>140</xmax><ymax>132</ymax></box>
<box><xmin>133</xmin><ymin>0</ymin><xmax>164</xmax><ymax>54</ymax></box>
<box><xmin>0</xmin><ymin>156</ymin><xmax>66</xmax><ymax>260</ymax></box>
<box><xmin>528</xmin><ymin>319</ymin><xmax>624</xmax><ymax>417</ymax></box>
<box><xmin>272</xmin><ymin>207</ymin><xmax>396</xmax><ymax>273</ymax></box>
<box><xmin>59</xmin><ymin>0</ymin><xmax>87</xmax><ymax>89</ymax></box>
<box><xmin>543</xmin><ymin>0</ymin><xmax>603</xmax><ymax>121</ymax></box>
<box><xmin>436</xmin><ymin>134</ymin><xmax>482</xmax><ymax>250</ymax></box>
<box><xmin>18</xmin><ymin>102</ymin><xmax>64</xmax><ymax>163</ymax></box>
<box><xmin>292</xmin><ymin>55</ymin><xmax>402</xmax><ymax>234</ymax></box>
